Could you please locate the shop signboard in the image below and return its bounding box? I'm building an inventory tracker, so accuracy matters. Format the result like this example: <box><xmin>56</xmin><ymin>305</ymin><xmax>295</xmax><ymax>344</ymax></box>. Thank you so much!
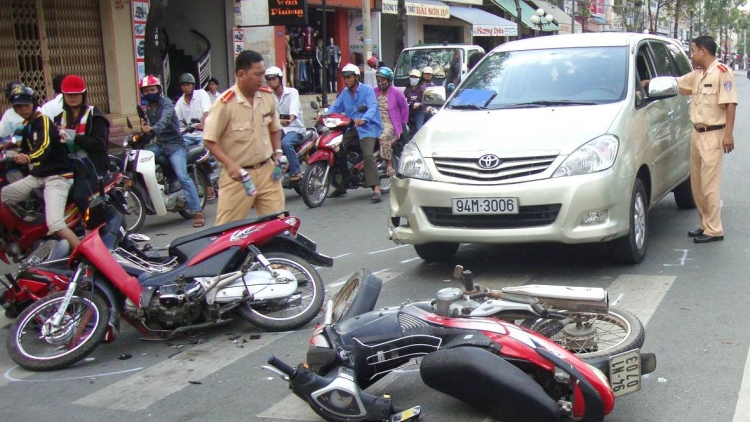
<box><xmin>381</xmin><ymin>0</ymin><xmax>450</xmax><ymax>19</ymax></box>
<box><xmin>589</xmin><ymin>0</ymin><xmax>605</xmax><ymax>19</ymax></box>
<box><xmin>348</xmin><ymin>11</ymin><xmax>382</xmax><ymax>56</ymax></box>
<box><xmin>472</xmin><ymin>24</ymin><xmax>517</xmax><ymax>37</ymax></box>
<box><xmin>241</xmin><ymin>0</ymin><xmax>276</xmax><ymax>67</ymax></box>
<box><xmin>268</xmin><ymin>0</ymin><xmax>308</xmax><ymax>26</ymax></box>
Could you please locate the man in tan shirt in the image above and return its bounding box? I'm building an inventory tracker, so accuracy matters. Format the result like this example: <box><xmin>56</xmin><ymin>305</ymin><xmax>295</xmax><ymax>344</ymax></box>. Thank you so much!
<box><xmin>203</xmin><ymin>50</ymin><xmax>285</xmax><ymax>225</ymax></box>
<box><xmin>676</xmin><ymin>35</ymin><xmax>737</xmax><ymax>243</ymax></box>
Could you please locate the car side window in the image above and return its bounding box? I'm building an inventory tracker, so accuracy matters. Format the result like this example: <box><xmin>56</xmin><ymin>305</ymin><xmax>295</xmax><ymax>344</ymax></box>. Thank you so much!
<box><xmin>649</xmin><ymin>41</ymin><xmax>679</xmax><ymax>77</ymax></box>
<box><xmin>635</xmin><ymin>44</ymin><xmax>655</xmax><ymax>107</ymax></box>
<box><xmin>665</xmin><ymin>43</ymin><xmax>692</xmax><ymax>76</ymax></box>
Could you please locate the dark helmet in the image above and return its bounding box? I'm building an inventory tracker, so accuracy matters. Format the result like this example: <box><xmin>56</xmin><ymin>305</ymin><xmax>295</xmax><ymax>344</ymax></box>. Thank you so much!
<box><xmin>5</xmin><ymin>80</ymin><xmax>23</xmax><ymax>100</ymax></box>
<box><xmin>9</xmin><ymin>85</ymin><xmax>37</xmax><ymax>106</ymax></box>
<box><xmin>178</xmin><ymin>73</ymin><xmax>196</xmax><ymax>85</ymax></box>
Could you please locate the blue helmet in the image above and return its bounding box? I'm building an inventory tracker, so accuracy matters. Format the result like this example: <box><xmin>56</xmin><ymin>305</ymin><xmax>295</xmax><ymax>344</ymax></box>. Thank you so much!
<box><xmin>375</xmin><ymin>67</ymin><xmax>394</xmax><ymax>81</ymax></box>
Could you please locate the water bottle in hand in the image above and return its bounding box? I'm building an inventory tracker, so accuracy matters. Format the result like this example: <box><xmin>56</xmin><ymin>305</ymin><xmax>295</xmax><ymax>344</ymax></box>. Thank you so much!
<box><xmin>239</xmin><ymin>169</ymin><xmax>256</xmax><ymax>196</ymax></box>
<box><xmin>271</xmin><ymin>164</ymin><xmax>283</xmax><ymax>182</ymax></box>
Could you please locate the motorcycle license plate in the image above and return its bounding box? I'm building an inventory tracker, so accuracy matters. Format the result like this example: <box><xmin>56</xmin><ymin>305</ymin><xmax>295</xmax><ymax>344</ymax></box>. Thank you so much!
<box><xmin>452</xmin><ymin>197</ymin><xmax>519</xmax><ymax>215</ymax></box>
<box><xmin>608</xmin><ymin>348</ymin><xmax>642</xmax><ymax>397</ymax></box>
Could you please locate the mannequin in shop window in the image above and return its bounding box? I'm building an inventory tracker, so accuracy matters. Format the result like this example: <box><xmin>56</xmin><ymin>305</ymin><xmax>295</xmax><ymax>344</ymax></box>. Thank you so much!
<box><xmin>327</xmin><ymin>37</ymin><xmax>342</xmax><ymax>93</ymax></box>
<box><xmin>315</xmin><ymin>39</ymin><xmax>324</xmax><ymax>94</ymax></box>
<box><xmin>285</xmin><ymin>34</ymin><xmax>295</xmax><ymax>88</ymax></box>
<box><xmin>301</xmin><ymin>26</ymin><xmax>318</xmax><ymax>52</ymax></box>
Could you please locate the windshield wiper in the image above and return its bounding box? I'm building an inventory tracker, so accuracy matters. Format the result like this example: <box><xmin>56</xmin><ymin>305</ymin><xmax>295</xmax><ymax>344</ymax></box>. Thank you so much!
<box><xmin>499</xmin><ymin>100</ymin><xmax>598</xmax><ymax>109</ymax></box>
<box><xmin>448</xmin><ymin>104</ymin><xmax>486</xmax><ymax>110</ymax></box>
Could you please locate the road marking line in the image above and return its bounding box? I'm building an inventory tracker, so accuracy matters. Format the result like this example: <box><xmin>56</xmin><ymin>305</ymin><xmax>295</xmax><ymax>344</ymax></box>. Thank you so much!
<box><xmin>332</xmin><ymin>253</ymin><xmax>351</xmax><ymax>259</ymax></box>
<box><xmin>606</xmin><ymin>275</ymin><xmax>675</xmax><ymax>326</ymax></box>
<box><xmin>733</xmin><ymin>346</ymin><xmax>750</xmax><ymax>422</ymax></box>
<box><xmin>4</xmin><ymin>366</ymin><xmax>143</xmax><ymax>383</ymax></box>
<box><xmin>401</xmin><ymin>257</ymin><xmax>420</xmax><ymax>263</ymax></box>
<box><xmin>73</xmin><ymin>332</ymin><xmax>287</xmax><ymax>410</ymax></box>
<box><xmin>369</xmin><ymin>245</ymin><xmax>408</xmax><ymax>254</ymax></box>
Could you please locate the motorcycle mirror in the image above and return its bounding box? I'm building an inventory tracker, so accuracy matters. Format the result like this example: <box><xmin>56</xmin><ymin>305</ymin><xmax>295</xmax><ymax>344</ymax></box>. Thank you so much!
<box><xmin>316</xmin><ymin>96</ymin><xmax>321</xmax><ymax>103</ymax></box>
<box><xmin>190</xmin><ymin>118</ymin><xmax>200</xmax><ymax>123</ymax></box>
<box><xmin>136</xmin><ymin>106</ymin><xmax>147</xmax><ymax>121</ymax></box>
<box><xmin>126</xmin><ymin>117</ymin><xmax>133</xmax><ymax>130</ymax></box>
<box><xmin>356</xmin><ymin>104</ymin><xmax>367</xmax><ymax>112</ymax></box>
<box><xmin>310</xmin><ymin>101</ymin><xmax>319</xmax><ymax>110</ymax></box>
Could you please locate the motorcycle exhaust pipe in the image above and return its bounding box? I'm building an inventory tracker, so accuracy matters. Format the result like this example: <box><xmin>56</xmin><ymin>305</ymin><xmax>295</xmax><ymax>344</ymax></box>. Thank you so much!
<box><xmin>500</xmin><ymin>284</ymin><xmax>609</xmax><ymax>314</ymax></box>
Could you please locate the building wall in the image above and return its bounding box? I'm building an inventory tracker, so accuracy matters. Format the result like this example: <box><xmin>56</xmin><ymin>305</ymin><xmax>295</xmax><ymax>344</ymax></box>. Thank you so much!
<box><xmin>99</xmin><ymin>0</ymin><xmax>137</xmax><ymax>116</ymax></box>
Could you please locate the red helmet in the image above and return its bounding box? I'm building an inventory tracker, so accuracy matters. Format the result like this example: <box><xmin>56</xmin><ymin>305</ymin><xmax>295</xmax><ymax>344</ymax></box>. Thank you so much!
<box><xmin>367</xmin><ymin>56</ymin><xmax>378</xmax><ymax>68</ymax></box>
<box><xmin>61</xmin><ymin>75</ymin><xmax>86</xmax><ymax>94</ymax></box>
<box><xmin>138</xmin><ymin>75</ymin><xmax>162</xmax><ymax>90</ymax></box>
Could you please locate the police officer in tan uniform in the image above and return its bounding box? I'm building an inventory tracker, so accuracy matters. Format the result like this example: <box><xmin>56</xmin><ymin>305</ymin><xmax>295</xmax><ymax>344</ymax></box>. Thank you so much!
<box><xmin>203</xmin><ymin>50</ymin><xmax>285</xmax><ymax>226</ymax></box>
<box><xmin>677</xmin><ymin>36</ymin><xmax>737</xmax><ymax>243</ymax></box>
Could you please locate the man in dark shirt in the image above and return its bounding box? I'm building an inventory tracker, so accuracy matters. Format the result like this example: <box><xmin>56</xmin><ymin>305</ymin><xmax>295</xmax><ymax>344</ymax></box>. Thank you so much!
<box><xmin>1</xmin><ymin>85</ymin><xmax>79</xmax><ymax>248</ymax></box>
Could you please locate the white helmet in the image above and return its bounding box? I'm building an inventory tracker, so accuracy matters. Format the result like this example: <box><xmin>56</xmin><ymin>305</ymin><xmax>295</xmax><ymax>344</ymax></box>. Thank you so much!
<box><xmin>341</xmin><ymin>63</ymin><xmax>361</xmax><ymax>77</ymax></box>
<box><xmin>422</xmin><ymin>66</ymin><xmax>434</xmax><ymax>75</ymax></box>
<box><xmin>265</xmin><ymin>66</ymin><xmax>283</xmax><ymax>79</ymax></box>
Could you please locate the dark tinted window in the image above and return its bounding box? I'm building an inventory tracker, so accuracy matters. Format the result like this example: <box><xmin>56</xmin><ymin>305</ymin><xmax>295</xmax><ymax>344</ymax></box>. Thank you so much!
<box><xmin>665</xmin><ymin>43</ymin><xmax>692</xmax><ymax>75</ymax></box>
<box><xmin>649</xmin><ymin>42</ymin><xmax>679</xmax><ymax>76</ymax></box>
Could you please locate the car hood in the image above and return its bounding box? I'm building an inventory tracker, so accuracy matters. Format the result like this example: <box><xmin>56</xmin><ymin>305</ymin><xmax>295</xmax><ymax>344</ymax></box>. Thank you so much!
<box><xmin>415</xmin><ymin>103</ymin><xmax>623</xmax><ymax>157</ymax></box>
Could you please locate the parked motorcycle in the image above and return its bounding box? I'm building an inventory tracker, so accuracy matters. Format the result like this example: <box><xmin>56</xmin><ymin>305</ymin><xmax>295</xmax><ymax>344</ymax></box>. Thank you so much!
<box><xmin>278</xmin><ymin>127</ymin><xmax>319</xmax><ymax>196</ymax></box>
<box><xmin>109</xmin><ymin>111</ymin><xmax>213</xmax><ymax>232</ymax></box>
<box><xmin>266</xmin><ymin>267</ymin><xmax>656</xmax><ymax>422</ymax></box>
<box><xmin>0</xmin><ymin>151</ymin><xmax>123</xmax><ymax>265</ymax></box>
<box><xmin>6</xmin><ymin>194</ymin><xmax>333</xmax><ymax>371</ymax></box>
<box><xmin>300</xmin><ymin>103</ymin><xmax>397</xmax><ymax>208</ymax></box>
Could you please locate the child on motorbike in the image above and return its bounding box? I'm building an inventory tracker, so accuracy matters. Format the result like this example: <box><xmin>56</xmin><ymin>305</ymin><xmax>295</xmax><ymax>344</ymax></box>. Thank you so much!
<box><xmin>54</xmin><ymin>74</ymin><xmax>111</xmax><ymax>213</ymax></box>
<box><xmin>0</xmin><ymin>85</ymin><xmax>79</xmax><ymax>249</ymax></box>
<box><xmin>138</xmin><ymin>75</ymin><xmax>205</xmax><ymax>228</ymax></box>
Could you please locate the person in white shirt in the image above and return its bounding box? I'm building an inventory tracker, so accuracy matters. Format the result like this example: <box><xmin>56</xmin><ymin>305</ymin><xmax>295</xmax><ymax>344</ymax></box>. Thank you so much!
<box><xmin>265</xmin><ymin>66</ymin><xmax>306</xmax><ymax>181</ymax></box>
<box><xmin>0</xmin><ymin>81</ymin><xmax>24</xmax><ymax>142</ymax></box>
<box><xmin>364</xmin><ymin>56</ymin><xmax>378</xmax><ymax>88</ymax></box>
<box><xmin>174</xmin><ymin>73</ymin><xmax>211</xmax><ymax>148</ymax></box>
<box><xmin>40</xmin><ymin>74</ymin><xmax>66</xmax><ymax>119</ymax></box>
<box><xmin>206</xmin><ymin>77</ymin><xmax>220</xmax><ymax>104</ymax></box>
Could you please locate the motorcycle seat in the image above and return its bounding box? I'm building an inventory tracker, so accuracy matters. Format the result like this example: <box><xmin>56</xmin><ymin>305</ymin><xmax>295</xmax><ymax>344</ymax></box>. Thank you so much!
<box><xmin>186</xmin><ymin>146</ymin><xmax>209</xmax><ymax>165</ymax></box>
<box><xmin>301</xmin><ymin>131</ymin><xmax>314</xmax><ymax>143</ymax></box>
<box><xmin>170</xmin><ymin>210</ymin><xmax>290</xmax><ymax>250</ymax></box>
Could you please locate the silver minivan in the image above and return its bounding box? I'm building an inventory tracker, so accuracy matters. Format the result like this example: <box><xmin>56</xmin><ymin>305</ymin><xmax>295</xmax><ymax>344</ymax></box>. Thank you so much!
<box><xmin>389</xmin><ymin>33</ymin><xmax>695</xmax><ymax>264</ymax></box>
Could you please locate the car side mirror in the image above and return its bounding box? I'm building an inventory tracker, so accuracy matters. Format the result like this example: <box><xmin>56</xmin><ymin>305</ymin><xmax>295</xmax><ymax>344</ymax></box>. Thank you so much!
<box><xmin>647</xmin><ymin>77</ymin><xmax>678</xmax><ymax>99</ymax></box>
<box><xmin>423</xmin><ymin>86</ymin><xmax>447</xmax><ymax>107</ymax></box>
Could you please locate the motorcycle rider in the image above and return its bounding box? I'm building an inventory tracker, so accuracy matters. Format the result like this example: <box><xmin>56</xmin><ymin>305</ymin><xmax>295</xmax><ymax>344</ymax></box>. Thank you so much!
<box><xmin>326</xmin><ymin>63</ymin><xmax>382</xmax><ymax>200</ymax></box>
<box><xmin>175</xmin><ymin>73</ymin><xmax>211</xmax><ymax>148</ymax></box>
<box><xmin>265</xmin><ymin>66</ymin><xmax>306</xmax><ymax>182</ymax></box>
<box><xmin>403</xmin><ymin>68</ymin><xmax>427</xmax><ymax>132</ymax></box>
<box><xmin>138</xmin><ymin>75</ymin><xmax>205</xmax><ymax>228</ymax></box>
<box><xmin>54</xmin><ymin>74</ymin><xmax>111</xmax><ymax>213</ymax></box>
<box><xmin>421</xmin><ymin>66</ymin><xmax>436</xmax><ymax>88</ymax></box>
<box><xmin>0</xmin><ymin>81</ymin><xmax>24</xmax><ymax>142</ymax></box>
<box><xmin>373</xmin><ymin>67</ymin><xmax>408</xmax><ymax>201</ymax></box>
<box><xmin>0</xmin><ymin>85</ymin><xmax>79</xmax><ymax>249</ymax></box>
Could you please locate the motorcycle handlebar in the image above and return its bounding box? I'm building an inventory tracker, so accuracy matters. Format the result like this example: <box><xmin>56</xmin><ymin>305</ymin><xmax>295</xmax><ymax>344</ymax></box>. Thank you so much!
<box><xmin>267</xmin><ymin>355</ymin><xmax>297</xmax><ymax>378</ymax></box>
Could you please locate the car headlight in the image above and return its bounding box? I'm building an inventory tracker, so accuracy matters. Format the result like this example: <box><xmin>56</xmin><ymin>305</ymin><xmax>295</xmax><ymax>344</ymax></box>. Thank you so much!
<box><xmin>398</xmin><ymin>141</ymin><xmax>433</xmax><ymax>181</ymax></box>
<box><xmin>552</xmin><ymin>135</ymin><xmax>619</xmax><ymax>178</ymax></box>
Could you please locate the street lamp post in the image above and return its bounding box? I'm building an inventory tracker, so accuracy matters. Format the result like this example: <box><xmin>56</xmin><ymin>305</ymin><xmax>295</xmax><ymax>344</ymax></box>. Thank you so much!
<box><xmin>530</xmin><ymin>8</ymin><xmax>554</xmax><ymax>36</ymax></box>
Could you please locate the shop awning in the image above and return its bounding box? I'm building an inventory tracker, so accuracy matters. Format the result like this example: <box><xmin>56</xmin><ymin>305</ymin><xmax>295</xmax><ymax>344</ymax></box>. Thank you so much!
<box><xmin>529</xmin><ymin>0</ymin><xmax>580</xmax><ymax>33</ymax></box>
<box><xmin>449</xmin><ymin>6</ymin><xmax>517</xmax><ymax>37</ymax></box>
<box><xmin>381</xmin><ymin>0</ymin><xmax>450</xmax><ymax>19</ymax></box>
<box><xmin>491</xmin><ymin>0</ymin><xmax>560</xmax><ymax>32</ymax></box>
<box><xmin>591</xmin><ymin>16</ymin><xmax>607</xmax><ymax>25</ymax></box>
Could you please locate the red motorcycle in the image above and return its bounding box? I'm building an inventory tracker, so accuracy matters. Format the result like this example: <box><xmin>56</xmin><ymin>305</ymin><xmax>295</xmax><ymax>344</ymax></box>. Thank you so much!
<box><xmin>267</xmin><ymin>267</ymin><xmax>656</xmax><ymax>422</ymax></box>
<box><xmin>0</xmin><ymin>153</ymin><xmax>123</xmax><ymax>265</ymax></box>
<box><xmin>300</xmin><ymin>103</ymin><xmax>397</xmax><ymax>208</ymax></box>
<box><xmin>279</xmin><ymin>127</ymin><xmax>319</xmax><ymax>196</ymax></box>
<box><xmin>6</xmin><ymin>195</ymin><xmax>333</xmax><ymax>371</ymax></box>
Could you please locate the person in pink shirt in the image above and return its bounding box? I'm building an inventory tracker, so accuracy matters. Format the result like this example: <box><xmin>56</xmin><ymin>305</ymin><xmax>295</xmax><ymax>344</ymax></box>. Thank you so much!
<box><xmin>373</xmin><ymin>67</ymin><xmax>408</xmax><ymax>182</ymax></box>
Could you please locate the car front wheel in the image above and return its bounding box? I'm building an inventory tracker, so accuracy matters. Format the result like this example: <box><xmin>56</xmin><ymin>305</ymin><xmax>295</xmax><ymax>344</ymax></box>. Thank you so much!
<box><xmin>607</xmin><ymin>179</ymin><xmax>648</xmax><ymax>264</ymax></box>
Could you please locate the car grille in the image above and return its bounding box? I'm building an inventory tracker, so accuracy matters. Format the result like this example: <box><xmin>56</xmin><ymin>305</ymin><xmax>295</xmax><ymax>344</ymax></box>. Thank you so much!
<box><xmin>433</xmin><ymin>155</ymin><xmax>557</xmax><ymax>182</ymax></box>
<box><xmin>422</xmin><ymin>204</ymin><xmax>562</xmax><ymax>229</ymax></box>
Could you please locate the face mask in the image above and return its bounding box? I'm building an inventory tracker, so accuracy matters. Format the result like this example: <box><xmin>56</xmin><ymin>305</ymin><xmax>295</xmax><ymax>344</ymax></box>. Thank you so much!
<box><xmin>377</xmin><ymin>81</ymin><xmax>390</xmax><ymax>91</ymax></box>
<box><xmin>409</xmin><ymin>77</ymin><xmax>419</xmax><ymax>86</ymax></box>
<box><xmin>143</xmin><ymin>92</ymin><xmax>160</xmax><ymax>103</ymax></box>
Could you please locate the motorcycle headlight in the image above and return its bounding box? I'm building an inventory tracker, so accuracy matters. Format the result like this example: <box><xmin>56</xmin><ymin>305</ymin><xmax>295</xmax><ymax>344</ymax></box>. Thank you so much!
<box><xmin>324</xmin><ymin>117</ymin><xmax>343</xmax><ymax>128</ymax></box>
<box><xmin>552</xmin><ymin>135</ymin><xmax>619</xmax><ymax>178</ymax></box>
<box><xmin>398</xmin><ymin>141</ymin><xmax>433</xmax><ymax>181</ymax></box>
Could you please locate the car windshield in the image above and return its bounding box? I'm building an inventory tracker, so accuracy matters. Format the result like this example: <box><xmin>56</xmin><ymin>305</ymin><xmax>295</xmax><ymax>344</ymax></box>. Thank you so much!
<box><xmin>446</xmin><ymin>46</ymin><xmax>628</xmax><ymax>110</ymax></box>
<box><xmin>395</xmin><ymin>48</ymin><xmax>462</xmax><ymax>80</ymax></box>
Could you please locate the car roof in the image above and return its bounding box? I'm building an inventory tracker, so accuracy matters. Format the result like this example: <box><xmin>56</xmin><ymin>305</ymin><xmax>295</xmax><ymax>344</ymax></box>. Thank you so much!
<box><xmin>491</xmin><ymin>32</ymin><xmax>679</xmax><ymax>53</ymax></box>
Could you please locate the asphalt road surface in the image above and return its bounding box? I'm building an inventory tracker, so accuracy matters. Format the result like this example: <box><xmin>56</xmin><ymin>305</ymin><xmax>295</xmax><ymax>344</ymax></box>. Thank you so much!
<box><xmin>1</xmin><ymin>74</ymin><xmax>749</xmax><ymax>422</ymax></box>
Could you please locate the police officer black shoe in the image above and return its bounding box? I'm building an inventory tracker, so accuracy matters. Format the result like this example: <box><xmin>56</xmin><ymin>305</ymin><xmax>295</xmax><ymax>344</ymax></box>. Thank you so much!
<box><xmin>687</xmin><ymin>228</ymin><xmax>704</xmax><ymax>237</ymax></box>
<box><xmin>693</xmin><ymin>234</ymin><xmax>724</xmax><ymax>244</ymax></box>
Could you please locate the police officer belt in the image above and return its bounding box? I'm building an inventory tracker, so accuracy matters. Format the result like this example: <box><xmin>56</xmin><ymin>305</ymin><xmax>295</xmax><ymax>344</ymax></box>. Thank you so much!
<box><xmin>693</xmin><ymin>124</ymin><xmax>726</xmax><ymax>133</ymax></box>
<box><xmin>243</xmin><ymin>159</ymin><xmax>270</xmax><ymax>170</ymax></box>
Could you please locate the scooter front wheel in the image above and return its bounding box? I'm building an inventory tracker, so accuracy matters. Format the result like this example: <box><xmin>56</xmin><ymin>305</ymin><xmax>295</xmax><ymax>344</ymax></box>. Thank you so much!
<box><xmin>238</xmin><ymin>252</ymin><xmax>325</xmax><ymax>331</ymax></box>
<box><xmin>7</xmin><ymin>290</ymin><xmax>110</xmax><ymax>371</ymax></box>
<box><xmin>301</xmin><ymin>161</ymin><xmax>331</xmax><ymax>208</ymax></box>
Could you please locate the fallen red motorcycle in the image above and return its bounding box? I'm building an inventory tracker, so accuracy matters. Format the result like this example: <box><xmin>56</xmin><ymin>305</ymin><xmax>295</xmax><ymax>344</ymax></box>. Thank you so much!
<box><xmin>300</xmin><ymin>103</ymin><xmax>397</xmax><ymax>208</ymax></box>
<box><xmin>266</xmin><ymin>267</ymin><xmax>656</xmax><ymax>422</ymax></box>
<box><xmin>6</xmin><ymin>194</ymin><xmax>332</xmax><ymax>371</ymax></box>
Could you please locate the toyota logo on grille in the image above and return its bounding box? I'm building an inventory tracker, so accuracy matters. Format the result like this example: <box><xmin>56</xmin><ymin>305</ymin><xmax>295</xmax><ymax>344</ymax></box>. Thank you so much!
<box><xmin>478</xmin><ymin>154</ymin><xmax>501</xmax><ymax>169</ymax></box>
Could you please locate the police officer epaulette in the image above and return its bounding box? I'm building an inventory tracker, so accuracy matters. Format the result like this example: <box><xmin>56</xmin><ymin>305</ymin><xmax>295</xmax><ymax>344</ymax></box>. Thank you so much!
<box><xmin>717</xmin><ymin>63</ymin><xmax>729</xmax><ymax>73</ymax></box>
<box><xmin>220</xmin><ymin>90</ymin><xmax>235</xmax><ymax>104</ymax></box>
<box><xmin>259</xmin><ymin>86</ymin><xmax>273</xmax><ymax>94</ymax></box>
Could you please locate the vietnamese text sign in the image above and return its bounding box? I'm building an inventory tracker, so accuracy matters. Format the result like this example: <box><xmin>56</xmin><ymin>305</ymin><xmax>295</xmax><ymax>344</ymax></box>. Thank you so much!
<box><xmin>268</xmin><ymin>0</ymin><xmax>307</xmax><ymax>26</ymax></box>
<box><xmin>382</xmin><ymin>0</ymin><xmax>450</xmax><ymax>19</ymax></box>
<box><xmin>473</xmin><ymin>24</ymin><xmax>517</xmax><ymax>37</ymax></box>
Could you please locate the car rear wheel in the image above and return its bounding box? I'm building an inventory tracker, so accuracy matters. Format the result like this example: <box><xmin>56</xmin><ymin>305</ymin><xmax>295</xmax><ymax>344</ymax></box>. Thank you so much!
<box><xmin>414</xmin><ymin>242</ymin><xmax>459</xmax><ymax>263</ymax></box>
<box><xmin>673</xmin><ymin>176</ymin><xmax>696</xmax><ymax>209</ymax></box>
<box><xmin>608</xmin><ymin>179</ymin><xmax>648</xmax><ymax>264</ymax></box>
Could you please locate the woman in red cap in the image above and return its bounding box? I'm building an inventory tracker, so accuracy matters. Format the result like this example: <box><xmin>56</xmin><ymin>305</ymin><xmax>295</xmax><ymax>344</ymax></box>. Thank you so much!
<box><xmin>54</xmin><ymin>74</ymin><xmax>111</xmax><ymax>213</ymax></box>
